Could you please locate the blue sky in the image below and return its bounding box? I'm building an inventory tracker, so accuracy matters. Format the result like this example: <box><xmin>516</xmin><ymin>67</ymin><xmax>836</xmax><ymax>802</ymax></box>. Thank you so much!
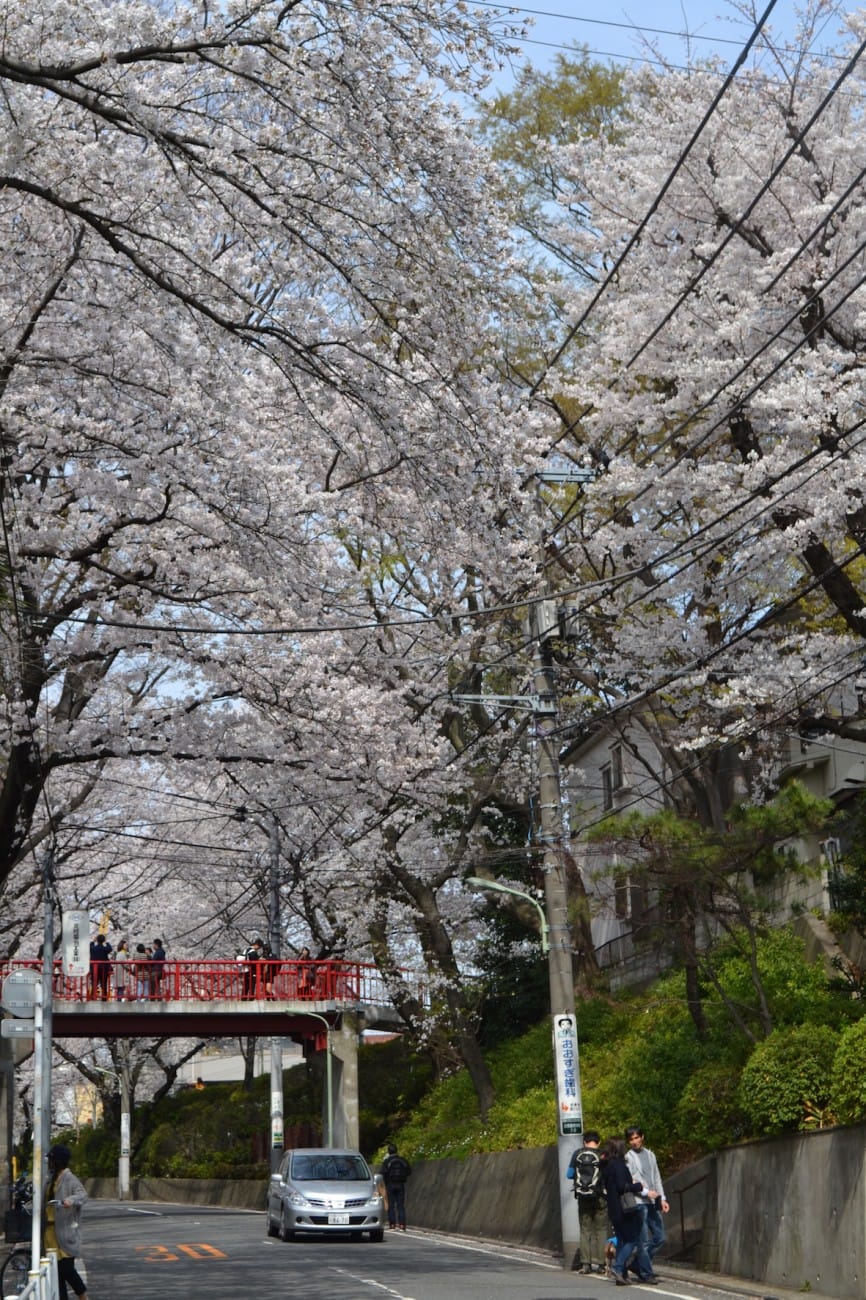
<box><xmin>484</xmin><ymin>1</ymin><xmax>857</xmax><ymax>83</ymax></box>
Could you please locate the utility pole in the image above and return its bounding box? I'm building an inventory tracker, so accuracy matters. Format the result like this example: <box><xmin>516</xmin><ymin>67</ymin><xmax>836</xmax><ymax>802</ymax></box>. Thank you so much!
<box><xmin>534</xmin><ymin>467</ymin><xmax>593</xmax><ymax>1271</ymax></box>
<box><xmin>268</xmin><ymin>814</ymin><xmax>284</xmax><ymax>1171</ymax></box>
<box><xmin>531</xmin><ymin>599</ymin><xmax>583</xmax><ymax>1272</ymax></box>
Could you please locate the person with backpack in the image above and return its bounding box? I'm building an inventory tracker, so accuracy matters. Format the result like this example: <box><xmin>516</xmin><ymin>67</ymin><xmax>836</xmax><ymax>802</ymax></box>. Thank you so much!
<box><xmin>566</xmin><ymin>1130</ymin><xmax>608</xmax><ymax>1274</ymax></box>
<box><xmin>381</xmin><ymin>1143</ymin><xmax>412</xmax><ymax>1230</ymax></box>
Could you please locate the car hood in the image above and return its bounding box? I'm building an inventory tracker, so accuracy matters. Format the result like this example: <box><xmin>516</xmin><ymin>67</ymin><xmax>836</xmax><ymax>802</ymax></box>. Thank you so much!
<box><xmin>290</xmin><ymin>1178</ymin><xmax>374</xmax><ymax>1200</ymax></box>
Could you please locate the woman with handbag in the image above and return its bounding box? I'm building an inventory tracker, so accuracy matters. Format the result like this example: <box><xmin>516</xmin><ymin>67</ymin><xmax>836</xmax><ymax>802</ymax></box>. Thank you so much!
<box><xmin>601</xmin><ymin>1137</ymin><xmax>653</xmax><ymax>1285</ymax></box>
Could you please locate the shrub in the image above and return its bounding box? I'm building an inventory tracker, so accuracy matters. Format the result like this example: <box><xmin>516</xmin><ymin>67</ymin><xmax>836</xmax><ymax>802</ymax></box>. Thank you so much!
<box><xmin>737</xmin><ymin>1023</ymin><xmax>838</xmax><ymax>1135</ymax></box>
<box><xmin>675</xmin><ymin>1063</ymin><xmax>747</xmax><ymax>1150</ymax></box>
<box><xmin>830</xmin><ymin>1017</ymin><xmax>866</xmax><ymax>1124</ymax></box>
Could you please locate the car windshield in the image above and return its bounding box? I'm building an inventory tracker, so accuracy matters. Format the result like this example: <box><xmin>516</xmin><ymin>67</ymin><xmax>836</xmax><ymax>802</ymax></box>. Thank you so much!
<box><xmin>291</xmin><ymin>1154</ymin><xmax>370</xmax><ymax>1181</ymax></box>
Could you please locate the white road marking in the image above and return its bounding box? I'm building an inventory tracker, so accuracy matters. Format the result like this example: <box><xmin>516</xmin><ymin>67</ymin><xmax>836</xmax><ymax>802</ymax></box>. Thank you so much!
<box><xmin>332</xmin><ymin>1266</ymin><xmax>417</xmax><ymax>1298</ymax></box>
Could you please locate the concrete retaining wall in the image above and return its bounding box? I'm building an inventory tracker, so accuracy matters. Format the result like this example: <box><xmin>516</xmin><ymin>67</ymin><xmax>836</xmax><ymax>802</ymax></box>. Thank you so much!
<box><xmin>84</xmin><ymin>1125</ymin><xmax>866</xmax><ymax>1298</ymax></box>
<box><xmin>713</xmin><ymin>1125</ymin><xmax>866</xmax><ymax>1299</ymax></box>
<box><xmin>407</xmin><ymin>1147</ymin><xmax>561</xmax><ymax>1252</ymax></box>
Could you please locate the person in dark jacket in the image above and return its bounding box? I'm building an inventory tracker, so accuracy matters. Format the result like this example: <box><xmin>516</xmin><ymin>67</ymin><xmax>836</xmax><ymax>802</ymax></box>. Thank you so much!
<box><xmin>380</xmin><ymin>1143</ymin><xmax>411</xmax><ymax>1230</ymax></box>
<box><xmin>601</xmin><ymin>1137</ymin><xmax>655</xmax><ymax>1285</ymax></box>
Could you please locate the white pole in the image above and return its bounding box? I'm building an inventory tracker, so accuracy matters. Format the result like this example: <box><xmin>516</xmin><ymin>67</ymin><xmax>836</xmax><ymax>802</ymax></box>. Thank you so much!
<box><xmin>119</xmin><ymin>1042</ymin><xmax>131</xmax><ymax>1201</ymax></box>
<box><xmin>30</xmin><ymin>978</ymin><xmax>44</xmax><ymax>1276</ymax></box>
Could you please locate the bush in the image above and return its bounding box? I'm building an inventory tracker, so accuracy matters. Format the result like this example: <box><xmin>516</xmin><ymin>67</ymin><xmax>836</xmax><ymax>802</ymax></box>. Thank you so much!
<box><xmin>830</xmin><ymin>1017</ymin><xmax>866</xmax><ymax>1124</ymax></box>
<box><xmin>737</xmin><ymin>1023</ymin><xmax>839</xmax><ymax>1135</ymax></box>
<box><xmin>675</xmin><ymin>1063</ymin><xmax>747</xmax><ymax>1150</ymax></box>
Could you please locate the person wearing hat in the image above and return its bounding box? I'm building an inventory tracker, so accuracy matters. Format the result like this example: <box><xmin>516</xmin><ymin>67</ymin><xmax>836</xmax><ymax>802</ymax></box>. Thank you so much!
<box><xmin>45</xmin><ymin>1144</ymin><xmax>89</xmax><ymax>1299</ymax></box>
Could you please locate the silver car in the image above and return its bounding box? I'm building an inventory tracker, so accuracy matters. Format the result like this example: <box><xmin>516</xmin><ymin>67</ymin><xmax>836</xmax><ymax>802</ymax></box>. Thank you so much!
<box><xmin>266</xmin><ymin>1147</ymin><xmax>386</xmax><ymax>1242</ymax></box>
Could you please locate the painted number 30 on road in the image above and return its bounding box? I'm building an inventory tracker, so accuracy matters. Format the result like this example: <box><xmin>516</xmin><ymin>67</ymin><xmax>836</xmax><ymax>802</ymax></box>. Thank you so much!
<box><xmin>134</xmin><ymin>1243</ymin><xmax>227</xmax><ymax>1262</ymax></box>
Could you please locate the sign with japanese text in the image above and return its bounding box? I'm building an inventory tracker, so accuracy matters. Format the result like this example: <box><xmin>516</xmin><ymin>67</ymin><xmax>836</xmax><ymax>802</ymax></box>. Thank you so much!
<box><xmin>62</xmin><ymin>909</ymin><xmax>90</xmax><ymax>977</ymax></box>
<box><xmin>553</xmin><ymin>1013</ymin><xmax>583</xmax><ymax>1136</ymax></box>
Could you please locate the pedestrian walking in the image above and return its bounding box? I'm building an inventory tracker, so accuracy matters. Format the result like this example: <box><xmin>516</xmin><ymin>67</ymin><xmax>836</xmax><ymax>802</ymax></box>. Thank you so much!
<box><xmin>601</xmin><ymin>1136</ymin><xmax>650</xmax><ymax>1286</ymax></box>
<box><xmin>44</xmin><ymin>1144</ymin><xmax>89</xmax><ymax>1300</ymax></box>
<box><xmin>566</xmin><ymin>1129</ymin><xmax>608</xmax><ymax>1274</ymax></box>
<box><xmin>381</xmin><ymin>1143</ymin><xmax>411</xmax><ymax>1230</ymax></box>
<box><xmin>625</xmin><ymin>1125</ymin><xmax>668</xmax><ymax>1281</ymax></box>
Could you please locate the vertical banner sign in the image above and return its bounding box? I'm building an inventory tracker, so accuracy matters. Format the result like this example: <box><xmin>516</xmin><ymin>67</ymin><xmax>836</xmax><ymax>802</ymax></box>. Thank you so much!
<box><xmin>553</xmin><ymin>1013</ymin><xmax>583</xmax><ymax>1136</ymax></box>
<box><xmin>121</xmin><ymin>1112</ymin><xmax>131</xmax><ymax>1158</ymax></box>
<box><xmin>271</xmin><ymin>1090</ymin><xmax>284</xmax><ymax>1148</ymax></box>
<box><xmin>62</xmin><ymin>910</ymin><xmax>90</xmax><ymax>977</ymax></box>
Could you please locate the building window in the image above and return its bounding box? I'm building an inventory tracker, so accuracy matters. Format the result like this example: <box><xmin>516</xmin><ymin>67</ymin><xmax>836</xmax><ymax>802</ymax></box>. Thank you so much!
<box><xmin>601</xmin><ymin>763</ymin><xmax>613</xmax><ymax>810</ymax></box>
<box><xmin>611</xmin><ymin>743</ymin><xmax>624</xmax><ymax>791</ymax></box>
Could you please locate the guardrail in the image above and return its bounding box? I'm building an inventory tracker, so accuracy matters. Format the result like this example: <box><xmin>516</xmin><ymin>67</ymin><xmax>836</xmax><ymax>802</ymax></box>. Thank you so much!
<box><xmin>2</xmin><ymin>1251</ymin><xmax>58</xmax><ymax>1300</ymax></box>
<box><xmin>0</xmin><ymin>958</ymin><xmax>400</xmax><ymax>1007</ymax></box>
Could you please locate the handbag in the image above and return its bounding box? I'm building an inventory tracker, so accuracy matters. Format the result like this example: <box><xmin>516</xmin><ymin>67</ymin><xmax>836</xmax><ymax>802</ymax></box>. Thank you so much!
<box><xmin>620</xmin><ymin>1191</ymin><xmax>641</xmax><ymax>1214</ymax></box>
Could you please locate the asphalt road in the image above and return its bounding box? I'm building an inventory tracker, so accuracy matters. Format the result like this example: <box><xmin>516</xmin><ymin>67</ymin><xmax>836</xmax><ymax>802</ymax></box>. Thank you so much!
<box><xmin>70</xmin><ymin>1200</ymin><xmax>766</xmax><ymax>1300</ymax></box>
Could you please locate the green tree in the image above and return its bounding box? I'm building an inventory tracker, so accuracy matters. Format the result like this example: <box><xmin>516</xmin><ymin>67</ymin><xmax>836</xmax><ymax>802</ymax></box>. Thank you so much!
<box><xmin>479</xmin><ymin>48</ymin><xmax>625</xmax><ymax>276</ymax></box>
<box><xmin>589</xmin><ymin>783</ymin><xmax>834</xmax><ymax>1039</ymax></box>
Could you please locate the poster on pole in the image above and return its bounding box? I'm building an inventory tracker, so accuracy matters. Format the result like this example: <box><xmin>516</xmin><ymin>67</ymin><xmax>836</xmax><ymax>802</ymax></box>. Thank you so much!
<box><xmin>553</xmin><ymin>1013</ymin><xmax>583</xmax><ymax>1136</ymax></box>
<box><xmin>61</xmin><ymin>910</ymin><xmax>90</xmax><ymax>977</ymax></box>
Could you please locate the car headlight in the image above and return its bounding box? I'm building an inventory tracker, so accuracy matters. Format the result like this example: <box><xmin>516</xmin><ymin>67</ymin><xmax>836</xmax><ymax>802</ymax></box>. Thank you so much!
<box><xmin>288</xmin><ymin>1191</ymin><xmax>312</xmax><ymax>1208</ymax></box>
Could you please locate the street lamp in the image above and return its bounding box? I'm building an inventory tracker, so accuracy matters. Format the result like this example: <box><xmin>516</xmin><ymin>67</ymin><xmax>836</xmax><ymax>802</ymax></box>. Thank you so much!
<box><xmin>464</xmin><ymin>877</ymin><xmax>550</xmax><ymax>953</ymax></box>
<box><xmin>303</xmin><ymin>1012</ymin><xmax>333</xmax><ymax>1147</ymax></box>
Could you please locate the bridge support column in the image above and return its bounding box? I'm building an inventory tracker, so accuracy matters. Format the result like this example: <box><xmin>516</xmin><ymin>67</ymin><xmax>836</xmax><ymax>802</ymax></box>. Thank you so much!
<box><xmin>329</xmin><ymin>1012</ymin><xmax>361</xmax><ymax>1149</ymax></box>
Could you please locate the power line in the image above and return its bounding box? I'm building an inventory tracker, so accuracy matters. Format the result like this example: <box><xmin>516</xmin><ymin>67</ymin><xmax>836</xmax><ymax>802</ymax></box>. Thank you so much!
<box><xmin>528</xmin><ymin>0</ymin><xmax>780</xmax><ymax>398</ymax></box>
<box><xmin>476</xmin><ymin>0</ymin><xmax>852</xmax><ymax>63</ymax></box>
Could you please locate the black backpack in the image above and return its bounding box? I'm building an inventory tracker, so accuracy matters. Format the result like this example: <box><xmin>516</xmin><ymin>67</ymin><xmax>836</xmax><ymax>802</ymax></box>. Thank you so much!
<box><xmin>384</xmin><ymin>1155</ymin><xmax>411</xmax><ymax>1184</ymax></box>
<box><xmin>573</xmin><ymin>1149</ymin><xmax>602</xmax><ymax>1199</ymax></box>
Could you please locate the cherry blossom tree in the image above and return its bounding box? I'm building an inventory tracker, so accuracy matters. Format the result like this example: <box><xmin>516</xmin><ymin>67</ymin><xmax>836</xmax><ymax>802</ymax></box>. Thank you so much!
<box><xmin>522</xmin><ymin>1</ymin><xmax>866</xmax><ymax>778</ymax></box>
<box><xmin>0</xmin><ymin>0</ymin><xmax>546</xmax><ymax>893</ymax></box>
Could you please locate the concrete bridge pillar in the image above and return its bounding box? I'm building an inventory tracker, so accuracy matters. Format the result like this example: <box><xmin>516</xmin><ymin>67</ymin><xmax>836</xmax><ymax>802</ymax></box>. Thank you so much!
<box><xmin>329</xmin><ymin>1011</ymin><xmax>361</xmax><ymax>1149</ymax></box>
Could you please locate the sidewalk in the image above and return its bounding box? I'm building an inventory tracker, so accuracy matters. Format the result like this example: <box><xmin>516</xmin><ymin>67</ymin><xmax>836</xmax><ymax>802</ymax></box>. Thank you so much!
<box><xmin>412</xmin><ymin>1229</ymin><xmax>841</xmax><ymax>1300</ymax></box>
<box><xmin>661</xmin><ymin>1260</ymin><xmax>840</xmax><ymax>1300</ymax></box>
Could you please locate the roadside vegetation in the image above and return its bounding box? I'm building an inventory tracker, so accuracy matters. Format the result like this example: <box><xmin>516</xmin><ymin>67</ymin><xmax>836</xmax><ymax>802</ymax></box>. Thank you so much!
<box><xmin>51</xmin><ymin>922</ymin><xmax>866</xmax><ymax>1180</ymax></box>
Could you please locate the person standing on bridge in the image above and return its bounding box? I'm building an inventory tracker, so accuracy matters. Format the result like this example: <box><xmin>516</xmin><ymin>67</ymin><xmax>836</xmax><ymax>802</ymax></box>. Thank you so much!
<box><xmin>151</xmin><ymin>937</ymin><xmax>166</xmax><ymax>998</ymax></box>
<box><xmin>44</xmin><ymin>1144</ymin><xmax>89</xmax><ymax>1300</ymax></box>
<box><xmin>133</xmin><ymin>943</ymin><xmax>151</xmax><ymax>999</ymax></box>
<box><xmin>113</xmin><ymin>938</ymin><xmax>130</xmax><ymax>1000</ymax></box>
<box><xmin>243</xmin><ymin>938</ymin><xmax>264</xmax><ymax>998</ymax></box>
<box><xmin>88</xmin><ymin>932</ymin><xmax>112</xmax><ymax>1000</ymax></box>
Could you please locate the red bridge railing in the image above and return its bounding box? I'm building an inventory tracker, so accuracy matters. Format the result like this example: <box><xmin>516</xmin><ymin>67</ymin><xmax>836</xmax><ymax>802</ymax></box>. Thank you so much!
<box><xmin>0</xmin><ymin>958</ymin><xmax>396</xmax><ymax>1006</ymax></box>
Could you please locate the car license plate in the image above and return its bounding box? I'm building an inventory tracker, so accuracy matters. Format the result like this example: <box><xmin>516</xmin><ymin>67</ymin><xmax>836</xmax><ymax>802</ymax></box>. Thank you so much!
<box><xmin>328</xmin><ymin>1213</ymin><xmax>350</xmax><ymax>1225</ymax></box>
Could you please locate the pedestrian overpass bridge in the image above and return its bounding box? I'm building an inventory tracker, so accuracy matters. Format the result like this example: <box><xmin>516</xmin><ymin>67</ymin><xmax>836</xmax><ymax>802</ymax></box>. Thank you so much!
<box><xmin>0</xmin><ymin>958</ymin><xmax>413</xmax><ymax>1147</ymax></box>
<box><xmin>1</xmin><ymin>956</ymin><xmax>410</xmax><ymax>1045</ymax></box>
<box><xmin>0</xmin><ymin>957</ymin><xmax>408</xmax><ymax>1043</ymax></box>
